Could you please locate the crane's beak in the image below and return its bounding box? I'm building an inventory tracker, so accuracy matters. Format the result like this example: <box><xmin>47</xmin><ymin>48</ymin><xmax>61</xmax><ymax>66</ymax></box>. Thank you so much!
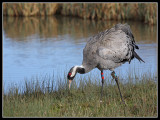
<box><xmin>69</xmin><ymin>80</ymin><xmax>72</xmax><ymax>89</ymax></box>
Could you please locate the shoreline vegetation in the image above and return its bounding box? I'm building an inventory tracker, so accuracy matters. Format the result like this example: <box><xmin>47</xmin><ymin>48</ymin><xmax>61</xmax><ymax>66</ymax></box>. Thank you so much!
<box><xmin>3</xmin><ymin>3</ymin><xmax>157</xmax><ymax>25</ymax></box>
<box><xmin>3</xmin><ymin>72</ymin><xmax>157</xmax><ymax>117</ymax></box>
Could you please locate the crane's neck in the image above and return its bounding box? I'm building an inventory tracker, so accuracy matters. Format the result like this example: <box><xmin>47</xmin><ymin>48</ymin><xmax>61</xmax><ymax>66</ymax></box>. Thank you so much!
<box><xmin>76</xmin><ymin>65</ymin><xmax>85</xmax><ymax>74</ymax></box>
<box><xmin>70</xmin><ymin>65</ymin><xmax>85</xmax><ymax>77</ymax></box>
<box><xmin>75</xmin><ymin>65</ymin><xmax>85</xmax><ymax>74</ymax></box>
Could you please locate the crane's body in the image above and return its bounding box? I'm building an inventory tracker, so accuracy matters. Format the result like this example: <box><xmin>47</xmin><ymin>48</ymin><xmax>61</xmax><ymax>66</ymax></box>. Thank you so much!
<box><xmin>67</xmin><ymin>23</ymin><xmax>145</xmax><ymax>104</ymax></box>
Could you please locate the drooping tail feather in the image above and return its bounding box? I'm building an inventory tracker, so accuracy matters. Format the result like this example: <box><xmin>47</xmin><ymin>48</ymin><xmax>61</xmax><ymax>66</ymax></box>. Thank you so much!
<box><xmin>134</xmin><ymin>44</ymin><xmax>139</xmax><ymax>49</ymax></box>
<box><xmin>133</xmin><ymin>51</ymin><xmax>145</xmax><ymax>63</ymax></box>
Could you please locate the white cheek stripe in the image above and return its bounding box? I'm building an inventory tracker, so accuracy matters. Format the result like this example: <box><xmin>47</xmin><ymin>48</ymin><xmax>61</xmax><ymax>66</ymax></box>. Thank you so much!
<box><xmin>70</xmin><ymin>66</ymin><xmax>78</xmax><ymax>77</ymax></box>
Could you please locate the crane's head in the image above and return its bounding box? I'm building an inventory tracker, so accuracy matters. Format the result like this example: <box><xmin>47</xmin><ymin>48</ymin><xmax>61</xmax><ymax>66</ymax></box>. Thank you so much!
<box><xmin>67</xmin><ymin>66</ymin><xmax>78</xmax><ymax>89</ymax></box>
<box><xmin>67</xmin><ymin>65</ymin><xmax>85</xmax><ymax>89</ymax></box>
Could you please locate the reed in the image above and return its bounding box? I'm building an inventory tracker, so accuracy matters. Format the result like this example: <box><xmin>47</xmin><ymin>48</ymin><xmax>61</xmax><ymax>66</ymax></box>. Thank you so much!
<box><xmin>60</xmin><ymin>3</ymin><xmax>157</xmax><ymax>25</ymax></box>
<box><xmin>3</xmin><ymin>3</ymin><xmax>157</xmax><ymax>25</ymax></box>
<box><xmin>3</xmin><ymin>3</ymin><xmax>58</xmax><ymax>16</ymax></box>
<box><xmin>3</xmin><ymin>72</ymin><xmax>157</xmax><ymax>117</ymax></box>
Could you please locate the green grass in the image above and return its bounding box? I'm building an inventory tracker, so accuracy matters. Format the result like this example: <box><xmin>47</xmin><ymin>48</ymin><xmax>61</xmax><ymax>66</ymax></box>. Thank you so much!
<box><xmin>3</xmin><ymin>72</ymin><xmax>157</xmax><ymax>117</ymax></box>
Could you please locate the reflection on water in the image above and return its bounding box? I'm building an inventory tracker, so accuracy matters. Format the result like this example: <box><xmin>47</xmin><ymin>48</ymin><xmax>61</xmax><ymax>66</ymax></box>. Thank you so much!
<box><xmin>3</xmin><ymin>16</ymin><xmax>157</xmax><ymax>92</ymax></box>
<box><xmin>3</xmin><ymin>15</ymin><xmax>157</xmax><ymax>43</ymax></box>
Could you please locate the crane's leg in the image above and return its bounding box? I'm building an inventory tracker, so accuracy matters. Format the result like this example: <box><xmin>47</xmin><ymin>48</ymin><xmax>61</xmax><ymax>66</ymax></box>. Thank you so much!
<box><xmin>111</xmin><ymin>71</ymin><xmax>125</xmax><ymax>105</ymax></box>
<box><xmin>100</xmin><ymin>70</ymin><xmax>104</xmax><ymax>102</ymax></box>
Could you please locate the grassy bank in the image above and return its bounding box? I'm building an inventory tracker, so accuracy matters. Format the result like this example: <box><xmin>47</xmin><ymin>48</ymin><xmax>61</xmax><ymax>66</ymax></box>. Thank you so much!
<box><xmin>3</xmin><ymin>3</ymin><xmax>157</xmax><ymax>25</ymax></box>
<box><xmin>3</xmin><ymin>73</ymin><xmax>157</xmax><ymax>117</ymax></box>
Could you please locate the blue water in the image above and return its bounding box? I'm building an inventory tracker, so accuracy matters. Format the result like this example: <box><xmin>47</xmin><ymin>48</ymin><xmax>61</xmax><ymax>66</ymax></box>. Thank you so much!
<box><xmin>3</xmin><ymin>16</ymin><xmax>157</xmax><ymax>93</ymax></box>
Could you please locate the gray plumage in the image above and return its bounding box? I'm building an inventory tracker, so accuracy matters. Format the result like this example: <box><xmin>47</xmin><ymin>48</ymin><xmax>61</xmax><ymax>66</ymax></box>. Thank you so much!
<box><xmin>82</xmin><ymin>23</ymin><xmax>145</xmax><ymax>73</ymax></box>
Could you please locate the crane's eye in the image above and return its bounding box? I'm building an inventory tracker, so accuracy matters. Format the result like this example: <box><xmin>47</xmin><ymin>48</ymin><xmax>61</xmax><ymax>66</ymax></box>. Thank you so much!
<box><xmin>68</xmin><ymin>73</ymin><xmax>72</xmax><ymax>76</ymax></box>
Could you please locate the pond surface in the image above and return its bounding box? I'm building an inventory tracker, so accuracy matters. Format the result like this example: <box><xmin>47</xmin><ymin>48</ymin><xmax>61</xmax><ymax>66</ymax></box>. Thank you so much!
<box><xmin>3</xmin><ymin>16</ymin><xmax>157</xmax><ymax>93</ymax></box>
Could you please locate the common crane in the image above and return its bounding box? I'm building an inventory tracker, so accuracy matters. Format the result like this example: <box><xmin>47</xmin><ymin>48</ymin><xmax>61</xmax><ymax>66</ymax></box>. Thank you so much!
<box><xmin>67</xmin><ymin>23</ymin><xmax>145</xmax><ymax>104</ymax></box>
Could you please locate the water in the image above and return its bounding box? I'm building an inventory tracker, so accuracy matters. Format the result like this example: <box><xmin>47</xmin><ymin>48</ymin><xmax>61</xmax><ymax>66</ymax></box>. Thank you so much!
<box><xmin>3</xmin><ymin>16</ymin><xmax>157</xmax><ymax>92</ymax></box>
